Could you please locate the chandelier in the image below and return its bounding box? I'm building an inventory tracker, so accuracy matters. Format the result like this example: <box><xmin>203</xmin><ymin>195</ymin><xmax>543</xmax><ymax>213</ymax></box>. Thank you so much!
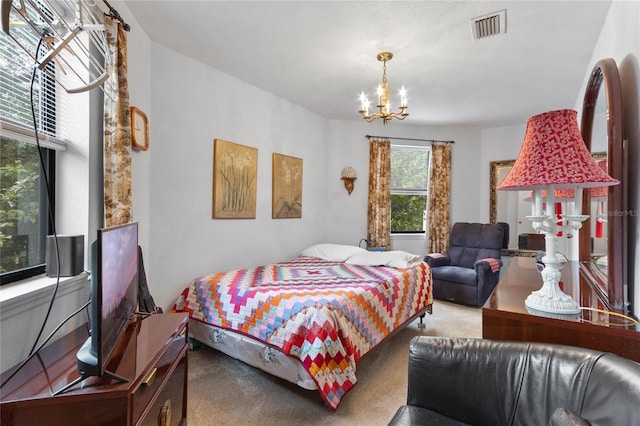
<box><xmin>359</xmin><ymin>52</ymin><xmax>408</xmax><ymax>125</ymax></box>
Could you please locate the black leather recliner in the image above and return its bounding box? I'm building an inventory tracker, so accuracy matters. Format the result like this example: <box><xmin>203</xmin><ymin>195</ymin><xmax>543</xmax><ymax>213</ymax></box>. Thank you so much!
<box><xmin>389</xmin><ymin>336</ymin><xmax>640</xmax><ymax>426</ymax></box>
<box><xmin>424</xmin><ymin>222</ymin><xmax>506</xmax><ymax>306</ymax></box>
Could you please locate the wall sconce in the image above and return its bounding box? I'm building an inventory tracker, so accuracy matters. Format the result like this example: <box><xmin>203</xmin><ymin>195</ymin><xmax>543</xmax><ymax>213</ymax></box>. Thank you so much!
<box><xmin>341</xmin><ymin>167</ymin><xmax>357</xmax><ymax>195</ymax></box>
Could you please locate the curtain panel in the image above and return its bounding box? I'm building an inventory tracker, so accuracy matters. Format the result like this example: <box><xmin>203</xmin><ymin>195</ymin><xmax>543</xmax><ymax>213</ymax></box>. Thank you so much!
<box><xmin>103</xmin><ymin>18</ymin><xmax>132</xmax><ymax>227</ymax></box>
<box><xmin>367</xmin><ymin>139</ymin><xmax>391</xmax><ymax>250</ymax></box>
<box><xmin>428</xmin><ymin>144</ymin><xmax>452</xmax><ymax>253</ymax></box>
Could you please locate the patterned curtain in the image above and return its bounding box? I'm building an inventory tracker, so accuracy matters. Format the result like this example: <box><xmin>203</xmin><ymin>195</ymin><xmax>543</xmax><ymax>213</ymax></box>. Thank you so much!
<box><xmin>103</xmin><ymin>17</ymin><xmax>132</xmax><ymax>227</ymax></box>
<box><xmin>367</xmin><ymin>139</ymin><xmax>391</xmax><ymax>250</ymax></box>
<box><xmin>428</xmin><ymin>144</ymin><xmax>452</xmax><ymax>253</ymax></box>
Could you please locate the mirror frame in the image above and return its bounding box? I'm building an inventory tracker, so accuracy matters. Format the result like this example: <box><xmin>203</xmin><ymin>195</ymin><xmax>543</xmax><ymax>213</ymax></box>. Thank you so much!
<box><xmin>489</xmin><ymin>159</ymin><xmax>513</xmax><ymax>225</ymax></box>
<box><xmin>488</xmin><ymin>159</ymin><xmax>535</xmax><ymax>257</ymax></box>
<box><xmin>578</xmin><ymin>58</ymin><xmax>625</xmax><ymax>313</ymax></box>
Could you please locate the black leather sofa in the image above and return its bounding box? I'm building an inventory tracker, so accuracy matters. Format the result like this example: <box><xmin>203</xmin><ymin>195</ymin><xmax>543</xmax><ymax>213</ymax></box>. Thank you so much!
<box><xmin>389</xmin><ymin>336</ymin><xmax>640</xmax><ymax>426</ymax></box>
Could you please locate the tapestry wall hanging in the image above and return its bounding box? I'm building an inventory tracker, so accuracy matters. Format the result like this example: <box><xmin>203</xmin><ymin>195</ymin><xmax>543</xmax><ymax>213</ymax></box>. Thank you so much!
<box><xmin>212</xmin><ymin>139</ymin><xmax>258</xmax><ymax>219</ymax></box>
<box><xmin>272</xmin><ymin>153</ymin><xmax>303</xmax><ymax>218</ymax></box>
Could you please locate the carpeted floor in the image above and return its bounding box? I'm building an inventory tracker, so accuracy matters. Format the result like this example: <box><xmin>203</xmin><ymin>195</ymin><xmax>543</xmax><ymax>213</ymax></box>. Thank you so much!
<box><xmin>186</xmin><ymin>300</ymin><xmax>482</xmax><ymax>425</ymax></box>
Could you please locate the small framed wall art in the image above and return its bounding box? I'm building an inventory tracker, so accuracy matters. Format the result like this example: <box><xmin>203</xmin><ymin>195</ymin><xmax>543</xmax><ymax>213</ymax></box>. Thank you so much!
<box><xmin>212</xmin><ymin>139</ymin><xmax>258</xmax><ymax>219</ymax></box>
<box><xmin>272</xmin><ymin>153</ymin><xmax>303</xmax><ymax>219</ymax></box>
<box><xmin>130</xmin><ymin>106</ymin><xmax>149</xmax><ymax>151</ymax></box>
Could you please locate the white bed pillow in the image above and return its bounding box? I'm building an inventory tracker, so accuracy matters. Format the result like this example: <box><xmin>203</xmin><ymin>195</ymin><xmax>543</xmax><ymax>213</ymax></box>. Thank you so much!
<box><xmin>345</xmin><ymin>250</ymin><xmax>424</xmax><ymax>269</ymax></box>
<box><xmin>299</xmin><ymin>243</ymin><xmax>367</xmax><ymax>262</ymax></box>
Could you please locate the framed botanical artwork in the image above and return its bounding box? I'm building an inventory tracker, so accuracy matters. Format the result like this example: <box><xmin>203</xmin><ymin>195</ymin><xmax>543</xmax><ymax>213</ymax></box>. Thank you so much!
<box><xmin>212</xmin><ymin>139</ymin><xmax>258</xmax><ymax>219</ymax></box>
<box><xmin>272</xmin><ymin>153</ymin><xmax>303</xmax><ymax>219</ymax></box>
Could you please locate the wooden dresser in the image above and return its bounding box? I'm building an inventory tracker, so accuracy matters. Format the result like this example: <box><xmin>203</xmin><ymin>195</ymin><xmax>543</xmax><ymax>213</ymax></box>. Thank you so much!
<box><xmin>1</xmin><ymin>313</ymin><xmax>188</xmax><ymax>426</ymax></box>
<box><xmin>483</xmin><ymin>257</ymin><xmax>640</xmax><ymax>362</ymax></box>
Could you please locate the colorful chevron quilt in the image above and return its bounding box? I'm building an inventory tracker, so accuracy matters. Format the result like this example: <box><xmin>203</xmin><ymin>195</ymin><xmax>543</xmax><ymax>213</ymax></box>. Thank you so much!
<box><xmin>178</xmin><ymin>256</ymin><xmax>432</xmax><ymax>410</ymax></box>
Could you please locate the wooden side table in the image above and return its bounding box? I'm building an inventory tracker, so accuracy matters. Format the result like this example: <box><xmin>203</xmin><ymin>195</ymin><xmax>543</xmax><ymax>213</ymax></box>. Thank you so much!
<box><xmin>482</xmin><ymin>257</ymin><xmax>640</xmax><ymax>362</ymax></box>
<box><xmin>1</xmin><ymin>313</ymin><xmax>188</xmax><ymax>425</ymax></box>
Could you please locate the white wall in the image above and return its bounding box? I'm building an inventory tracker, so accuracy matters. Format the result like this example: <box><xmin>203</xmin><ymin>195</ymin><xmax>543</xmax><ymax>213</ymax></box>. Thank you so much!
<box><xmin>576</xmin><ymin>1</ymin><xmax>640</xmax><ymax>316</ymax></box>
<box><xmin>126</xmin><ymin>5</ymin><xmax>153</xmax><ymax>259</ymax></box>
<box><xmin>145</xmin><ymin>45</ymin><xmax>329</xmax><ymax>310</ymax></box>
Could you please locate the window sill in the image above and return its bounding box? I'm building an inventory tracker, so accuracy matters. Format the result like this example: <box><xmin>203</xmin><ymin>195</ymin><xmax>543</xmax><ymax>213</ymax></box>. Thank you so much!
<box><xmin>0</xmin><ymin>273</ymin><xmax>90</xmax><ymax>309</ymax></box>
<box><xmin>0</xmin><ymin>273</ymin><xmax>90</xmax><ymax>374</ymax></box>
<box><xmin>391</xmin><ymin>233</ymin><xmax>426</xmax><ymax>240</ymax></box>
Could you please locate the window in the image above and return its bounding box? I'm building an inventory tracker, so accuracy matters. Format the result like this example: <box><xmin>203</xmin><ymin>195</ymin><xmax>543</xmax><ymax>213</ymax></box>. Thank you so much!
<box><xmin>390</xmin><ymin>145</ymin><xmax>431</xmax><ymax>233</ymax></box>
<box><xmin>0</xmin><ymin>21</ymin><xmax>59</xmax><ymax>285</ymax></box>
<box><xmin>0</xmin><ymin>138</ymin><xmax>55</xmax><ymax>282</ymax></box>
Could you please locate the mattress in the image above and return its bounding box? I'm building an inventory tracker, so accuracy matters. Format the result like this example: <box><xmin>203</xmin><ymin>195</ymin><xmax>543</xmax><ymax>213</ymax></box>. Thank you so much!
<box><xmin>177</xmin><ymin>255</ymin><xmax>432</xmax><ymax>409</ymax></box>
<box><xmin>189</xmin><ymin>320</ymin><xmax>318</xmax><ymax>389</ymax></box>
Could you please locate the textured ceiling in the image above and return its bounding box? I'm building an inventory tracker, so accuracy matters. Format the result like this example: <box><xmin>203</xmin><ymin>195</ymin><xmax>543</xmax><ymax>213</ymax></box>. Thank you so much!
<box><xmin>123</xmin><ymin>1</ymin><xmax>611</xmax><ymax>128</ymax></box>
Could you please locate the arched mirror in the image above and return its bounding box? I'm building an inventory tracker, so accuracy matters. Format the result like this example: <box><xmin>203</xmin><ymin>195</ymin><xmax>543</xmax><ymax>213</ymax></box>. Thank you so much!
<box><xmin>579</xmin><ymin>58</ymin><xmax>626</xmax><ymax>313</ymax></box>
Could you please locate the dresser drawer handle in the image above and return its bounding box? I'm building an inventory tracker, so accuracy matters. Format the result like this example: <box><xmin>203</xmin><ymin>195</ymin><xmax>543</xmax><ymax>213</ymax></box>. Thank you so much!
<box><xmin>159</xmin><ymin>400</ymin><xmax>171</xmax><ymax>426</ymax></box>
<box><xmin>143</xmin><ymin>367</ymin><xmax>157</xmax><ymax>386</ymax></box>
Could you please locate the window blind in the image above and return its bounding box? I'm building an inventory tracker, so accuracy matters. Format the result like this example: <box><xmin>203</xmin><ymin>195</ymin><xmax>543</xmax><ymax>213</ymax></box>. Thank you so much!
<box><xmin>1</xmin><ymin>12</ymin><xmax>66</xmax><ymax>151</ymax></box>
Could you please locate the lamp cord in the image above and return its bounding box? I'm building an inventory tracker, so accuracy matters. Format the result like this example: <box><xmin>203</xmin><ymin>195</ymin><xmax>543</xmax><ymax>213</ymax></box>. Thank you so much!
<box><xmin>27</xmin><ymin>37</ymin><xmax>60</xmax><ymax>357</ymax></box>
<box><xmin>579</xmin><ymin>307</ymin><xmax>640</xmax><ymax>327</ymax></box>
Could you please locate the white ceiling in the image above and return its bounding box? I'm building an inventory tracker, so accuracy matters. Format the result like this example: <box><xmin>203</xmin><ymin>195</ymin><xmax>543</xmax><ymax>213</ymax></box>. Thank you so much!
<box><xmin>123</xmin><ymin>0</ymin><xmax>612</xmax><ymax>128</ymax></box>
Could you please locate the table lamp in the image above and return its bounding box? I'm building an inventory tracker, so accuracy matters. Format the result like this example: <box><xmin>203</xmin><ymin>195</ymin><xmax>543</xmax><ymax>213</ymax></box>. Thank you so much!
<box><xmin>498</xmin><ymin>109</ymin><xmax>619</xmax><ymax>314</ymax></box>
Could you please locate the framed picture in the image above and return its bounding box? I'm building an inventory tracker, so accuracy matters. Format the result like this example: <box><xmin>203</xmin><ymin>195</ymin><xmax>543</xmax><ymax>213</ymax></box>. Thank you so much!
<box><xmin>272</xmin><ymin>153</ymin><xmax>303</xmax><ymax>219</ymax></box>
<box><xmin>212</xmin><ymin>139</ymin><xmax>258</xmax><ymax>219</ymax></box>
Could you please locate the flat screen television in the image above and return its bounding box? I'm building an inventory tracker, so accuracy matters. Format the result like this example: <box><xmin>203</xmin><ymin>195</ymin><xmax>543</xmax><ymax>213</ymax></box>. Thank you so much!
<box><xmin>75</xmin><ymin>221</ymin><xmax>138</xmax><ymax>383</ymax></box>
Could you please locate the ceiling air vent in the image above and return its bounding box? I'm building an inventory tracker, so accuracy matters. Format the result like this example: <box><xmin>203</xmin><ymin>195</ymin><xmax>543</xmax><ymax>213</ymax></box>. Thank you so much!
<box><xmin>470</xmin><ymin>9</ymin><xmax>506</xmax><ymax>40</ymax></box>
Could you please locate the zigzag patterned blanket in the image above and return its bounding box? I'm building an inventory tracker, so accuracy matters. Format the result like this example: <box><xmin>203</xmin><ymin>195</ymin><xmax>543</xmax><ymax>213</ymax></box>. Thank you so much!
<box><xmin>178</xmin><ymin>256</ymin><xmax>432</xmax><ymax>410</ymax></box>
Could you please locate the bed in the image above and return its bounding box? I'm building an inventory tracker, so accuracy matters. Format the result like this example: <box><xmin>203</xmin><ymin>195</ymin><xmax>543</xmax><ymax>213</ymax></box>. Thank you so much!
<box><xmin>175</xmin><ymin>244</ymin><xmax>433</xmax><ymax>410</ymax></box>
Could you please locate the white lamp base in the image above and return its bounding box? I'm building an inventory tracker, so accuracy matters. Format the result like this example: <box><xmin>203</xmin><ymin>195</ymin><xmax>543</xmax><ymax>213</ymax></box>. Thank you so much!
<box><xmin>524</xmin><ymin>291</ymin><xmax>581</xmax><ymax>314</ymax></box>
<box><xmin>525</xmin><ymin>255</ymin><xmax>581</xmax><ymax>315</ymax></box>
<box><xmin>522</xmin><ymin>186</ymin><xmax>587</xmax><ymax>316</ymax></box>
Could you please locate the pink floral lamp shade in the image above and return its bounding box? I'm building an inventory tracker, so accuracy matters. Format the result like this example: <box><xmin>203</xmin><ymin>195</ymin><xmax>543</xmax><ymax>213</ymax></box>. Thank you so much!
<box><xmin>497</xmin><ymin>109</ymin><xmax>619</xmax><ymax>190</ymax></box>
<box><xmin>590</xmin><ymin>159</ymin><xmax>609</xmax><ymax>199</ymax></box>
<box><xmin>524</xmin><ymin>157</ymin><xmax>609</xmax><ymax>200</ymax></box>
